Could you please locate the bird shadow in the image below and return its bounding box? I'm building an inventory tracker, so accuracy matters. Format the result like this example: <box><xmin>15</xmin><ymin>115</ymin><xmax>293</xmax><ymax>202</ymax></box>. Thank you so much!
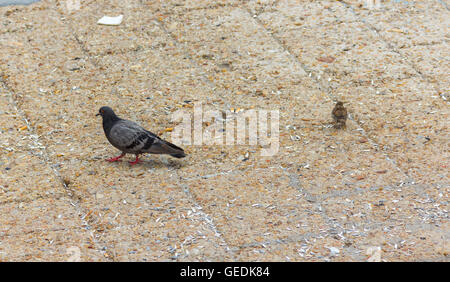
<box><xmin>139</xmin><ymin>157</ymin><xmax>186</xmax><ymax>170</ymax></box>
<box><xmin>96</xmin><ymin>156</ymin><xmax>186</xmax><ymax>170</ymax></box>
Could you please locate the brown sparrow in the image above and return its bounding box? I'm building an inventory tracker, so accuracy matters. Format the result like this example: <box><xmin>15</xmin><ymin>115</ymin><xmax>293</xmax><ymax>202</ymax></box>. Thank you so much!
<box><xmin>332</xmin><ymin>101</ymin><xmax>347</xmax><ymax>129</ymax></box>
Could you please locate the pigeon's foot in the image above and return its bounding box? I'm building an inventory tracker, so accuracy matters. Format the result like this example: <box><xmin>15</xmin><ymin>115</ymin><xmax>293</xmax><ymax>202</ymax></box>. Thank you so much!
<box><xmin>129</xmin><ymin>155</ymin><xmax>141</xmax><ymax>166</ymax></box>
<box><xmin>107</xmin><ymin>153</ymin><xmax>125</xmax><ymax>162</ymax></box>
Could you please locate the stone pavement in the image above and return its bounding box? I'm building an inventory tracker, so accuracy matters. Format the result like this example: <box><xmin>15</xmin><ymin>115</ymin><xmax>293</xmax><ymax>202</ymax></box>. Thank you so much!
<box><xmin>0</xmin><ymin>0</ymin><xmax>448</xmax><ymax>261</ymax></box>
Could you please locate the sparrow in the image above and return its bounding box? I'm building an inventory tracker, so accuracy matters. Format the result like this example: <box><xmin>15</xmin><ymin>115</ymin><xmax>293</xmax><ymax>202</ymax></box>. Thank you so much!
<box><xmin>332</xmin><ymin>101</ymin><xmax>347</xmax><ymax>129</ymax></box>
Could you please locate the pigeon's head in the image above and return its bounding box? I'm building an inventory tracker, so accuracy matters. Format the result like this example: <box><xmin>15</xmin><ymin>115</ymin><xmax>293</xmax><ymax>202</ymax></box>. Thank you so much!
<box><xmin>96</xmin><ymin>106</ymin><xmax>116</xmax><ymax>119</ymax></box>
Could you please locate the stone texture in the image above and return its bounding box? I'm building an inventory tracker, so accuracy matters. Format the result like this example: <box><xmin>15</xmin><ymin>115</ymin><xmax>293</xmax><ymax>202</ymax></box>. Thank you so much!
<box><xmin>0</xmin><ymin>0</ymin><xmax>448</xmax><ymax>261</ymax></box>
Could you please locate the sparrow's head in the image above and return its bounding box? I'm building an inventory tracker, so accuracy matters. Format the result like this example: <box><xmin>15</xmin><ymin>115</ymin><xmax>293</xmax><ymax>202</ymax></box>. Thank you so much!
<box><xmin>96</xmin><ymin>106</ymin><xmax>116</xmax><ymax>118</ymax></box>
<box><xmin>335</xmin><ymin>101</ymin><xmax>344</xmax><ymax>107</ymax></box>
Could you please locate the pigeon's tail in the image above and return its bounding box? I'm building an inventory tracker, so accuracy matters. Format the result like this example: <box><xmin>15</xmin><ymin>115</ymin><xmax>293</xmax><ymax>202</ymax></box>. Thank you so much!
<box><xmin>170</xmin><ymin>152</ymin><xmax>186</xmax><ymax>158</ymax></box>
<box><xmin>167</xmin><ymin>142</ymin><xmax>186</xmax><ymax>158</ymax></box>
<box><xmin>148</xmin><ymin>139</ymin><xmax>186</xmax><ymax>158</ymax></box>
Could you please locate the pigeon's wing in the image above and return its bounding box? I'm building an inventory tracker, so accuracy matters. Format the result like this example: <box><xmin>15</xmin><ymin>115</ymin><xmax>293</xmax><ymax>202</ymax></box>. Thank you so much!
<box><xmin>109</xmin><ymin>120</ymin><xmax>185</xmax><ymax>157</ymax></box>
<box><xmin>108</xmin><ymin>120</ymin><xmax>156</xmax><ymax>153</ymax></box>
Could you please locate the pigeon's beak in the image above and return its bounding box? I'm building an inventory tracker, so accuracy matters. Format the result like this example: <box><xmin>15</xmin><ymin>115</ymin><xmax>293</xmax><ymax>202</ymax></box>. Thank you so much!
<box><xmin>96</xmin><ymin>113</ymin><xmax>100</xmax><ymax>116</ymax></box>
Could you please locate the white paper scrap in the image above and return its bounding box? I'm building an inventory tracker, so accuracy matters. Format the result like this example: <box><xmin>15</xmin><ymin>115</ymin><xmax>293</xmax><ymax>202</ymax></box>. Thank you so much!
<box><xmin>97</xmin><ymin>15</ymin><xmax>123</xmax><ymax>26</ymax></box>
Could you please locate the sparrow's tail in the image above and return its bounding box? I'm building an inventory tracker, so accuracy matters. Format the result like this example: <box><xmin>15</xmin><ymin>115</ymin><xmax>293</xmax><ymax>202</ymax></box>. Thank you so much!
<box><xmin>334</xmin><ymin>120</ymin><xmax>346</xmax><ymax>129</ymax></box>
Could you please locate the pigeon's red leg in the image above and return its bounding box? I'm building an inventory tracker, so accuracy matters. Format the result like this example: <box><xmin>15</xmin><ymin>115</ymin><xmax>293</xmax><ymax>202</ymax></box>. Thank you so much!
<box><xmin>129</xmin><ymin>155</ymin><xmax>141</xmax><ymax>165</ymax></box>
<box><xmin>107</xmin><ymin>153</ymin><xmax>125</xmax><ymax>162</ymax></box>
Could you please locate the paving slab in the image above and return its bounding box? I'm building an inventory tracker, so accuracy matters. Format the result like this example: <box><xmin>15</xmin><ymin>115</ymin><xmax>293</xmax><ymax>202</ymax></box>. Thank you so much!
<box><xmin>61</xmin><ymin>0</ymin><xmax>158</xmax><ymax>56</ymax></box>
<box><xmin>0</xmin><ymin>88</ymin><xmax>65</xmax><ymax>203</ymax></box>
<box><xmin>0</xmin><ymin>0</ymin><xmax>448</xmax><ymax>261</ymax></box>
<box><xmin>0</xmin><ymin>86</ymin><xmax>105</xmax><ymax>261</ymax></box>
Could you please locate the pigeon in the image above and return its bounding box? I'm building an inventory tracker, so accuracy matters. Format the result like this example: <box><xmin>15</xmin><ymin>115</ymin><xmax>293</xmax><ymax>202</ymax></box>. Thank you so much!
<box><xmin>96</xmin><ymin>106</ymin><xmax>185</xmax><ymax>165</ymax></box>
<box><xmin>331</xmin><ymin>101</ymin><xmax>347</xmax><ymax>129</ymax></box>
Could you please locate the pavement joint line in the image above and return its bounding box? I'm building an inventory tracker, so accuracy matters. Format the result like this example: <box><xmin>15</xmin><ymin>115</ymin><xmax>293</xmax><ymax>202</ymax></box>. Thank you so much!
<box><xmin>59</xmin><ymin>6</ymin><xmax>196</xmax><ymax>260</ymax></box>
<box><xmin>0</xmin><ymin>75</ymin><xmax>70</xmax><ymax>193</ymax></box>
<box><xmin>286</xmin><ymin>170</ymin><xmax>348</xmax><ymax>238</ymax></box>
<box><xmin>245</xmin><ymin>6</ymin><xmax>415</xmax><ymax>184</ymax></box>
<box><xmin>243</xmin><ymin>6</ymin><xmax>422</xmax><ymax>235</ymax></box>
<box><xmin>139</xmin><ymin>5</ymin><xmax>240</xmax><ymax>259</ymax></box>
<box><xmin>179</xmin><ymin>182</ymin><xmax>237</xmax><ymax>260</ymax></box>
<box><xmin>179</xmin><ymin>163</ymin><xmax>399</xmax><ymax>251</ymax></box>
<box><xmin>166</xmin><ymin>195</ymin><xmax>449</xmax><ymax>254</ymax></box>
<box><xmin>152</xmin><ymin>4</ymin><xmax>425</xmax><ymax>251</ymax></box>
<box><xmin>59</xmin><ymin>6</ymin><xmax>234</xmax><ymax>260</ymax></box>
<box><xmin>70</xmin><ymin>28</ymin><xmax>100</xmax><ymax>68</ymax></box>
<box><xmin>284</xmin><ymin>173</ymin><xmax>449</xmax><ymax>246</ymax></box>
<box><xmin>176</xmin><ymin>163</ymin><xmax>354</xmax><ymax>251</ymax></box>
<box><xmin>61</xmin><ymin>11</ymin><xmax>101</xmax><ymax>69</ymax></box>
<box><xmin>0</xmin><ymin>1</ymin><xmax>444</xmax><ymax>261</ymax></box>
<box><xmin>153</xmin><ymin>17</ymin><xmax>234</xmax><ymax>107</ymax></box>
<box><xmin>0</xmin><ymin>73</ymin><xmax>107</xmax><ymax>260</ymax></box>
<box><xmin>337</xmin><ymin>0</ymin><xmax>448</xmax><ymax>99</ymax></box>
<box><xmin>151</xmin><ymin>6</ymin><xmax>277</xmax><ymax>258</ymax></box>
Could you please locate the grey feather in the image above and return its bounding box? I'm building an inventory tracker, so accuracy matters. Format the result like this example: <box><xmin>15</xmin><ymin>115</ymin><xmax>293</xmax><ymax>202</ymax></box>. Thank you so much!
<box><xmin>98</xmin><ymin>106</ymin><xmax>185</xmax><ymax>158</ymax></box>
